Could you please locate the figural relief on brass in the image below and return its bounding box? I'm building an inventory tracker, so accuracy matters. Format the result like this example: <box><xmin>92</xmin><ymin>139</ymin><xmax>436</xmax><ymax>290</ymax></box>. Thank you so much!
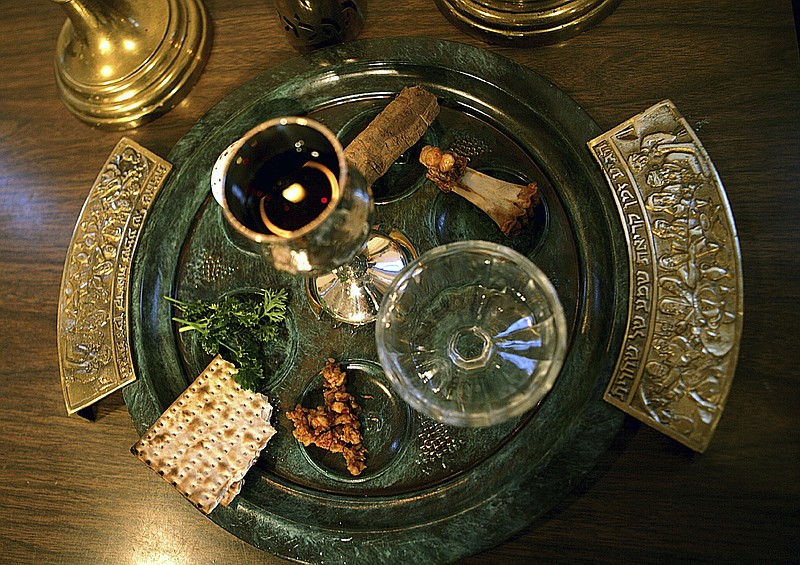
<box><xmin>588</xmin><ymin>100</ymin><xmax>743</xmax><ymax>452</ymax></box>
<box><xmin>59</xmin><ymin>138</ymin><xmax>171</xmax><ymax>414</ymax></box>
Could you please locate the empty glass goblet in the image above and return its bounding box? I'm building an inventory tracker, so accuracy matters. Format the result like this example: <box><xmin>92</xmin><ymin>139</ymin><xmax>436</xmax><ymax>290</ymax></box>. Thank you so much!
<box><xmin>212</xmin><ymin>116</ymin><xmax>413</xmax><ymax>325</ymax></box>
<box><xmin>375</xmin><ymin>240</ymin><xmax>568</xmax><ymax>426</ymax></box>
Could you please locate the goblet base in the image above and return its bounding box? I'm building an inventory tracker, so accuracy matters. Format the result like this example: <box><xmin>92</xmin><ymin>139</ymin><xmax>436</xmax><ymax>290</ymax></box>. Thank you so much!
<box><xmin>307</xmin><ymin>227</ymin><xmax>416</xmax><ymax>326</ymax></box>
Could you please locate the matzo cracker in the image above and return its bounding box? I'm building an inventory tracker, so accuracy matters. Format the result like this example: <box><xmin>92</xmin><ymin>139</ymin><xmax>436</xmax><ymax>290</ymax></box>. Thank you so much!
<box><xmin>131</xmin><ymin>356</ymin><xmax>276</xmax><ymax>513</ymax></box>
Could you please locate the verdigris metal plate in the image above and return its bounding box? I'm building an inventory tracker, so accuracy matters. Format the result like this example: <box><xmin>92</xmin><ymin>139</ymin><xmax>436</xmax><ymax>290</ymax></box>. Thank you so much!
<box><xmin>124</xmin><ymin>38</ymin><xmax>628</xmax><ymax>563</ymax></box>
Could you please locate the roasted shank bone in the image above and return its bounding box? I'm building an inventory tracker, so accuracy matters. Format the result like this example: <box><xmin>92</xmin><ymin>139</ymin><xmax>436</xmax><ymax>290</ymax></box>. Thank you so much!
<box><xmin>419</xmin><ymin>145</ymin><xmax>540</xmax><ymax>236</ymax></box>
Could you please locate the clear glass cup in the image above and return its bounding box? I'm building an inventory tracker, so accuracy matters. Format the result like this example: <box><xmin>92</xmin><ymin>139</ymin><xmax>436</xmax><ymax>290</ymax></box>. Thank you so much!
<box><xmin>375</xmin><ymin>240</ymin><xmax>568</xmax><ymax>426</ymax></box>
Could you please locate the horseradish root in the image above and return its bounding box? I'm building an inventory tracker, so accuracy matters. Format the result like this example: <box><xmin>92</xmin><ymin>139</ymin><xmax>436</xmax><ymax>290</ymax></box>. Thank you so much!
<box><xmin>344</xmin><ymin>86</ymin><xmax>440</xmax><ymax>186</ymax></box>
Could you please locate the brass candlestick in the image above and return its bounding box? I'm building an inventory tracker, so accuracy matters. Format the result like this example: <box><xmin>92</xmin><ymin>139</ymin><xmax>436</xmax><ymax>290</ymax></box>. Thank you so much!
<box><xmin>434</xmin><ymin>0</ymin><xmax>621</xmax><ymax>46</ymax></box>
<box><xmin>51</xmin><ymin>0</ymin><xmax>212</xmax><ymax>129</ymax></box>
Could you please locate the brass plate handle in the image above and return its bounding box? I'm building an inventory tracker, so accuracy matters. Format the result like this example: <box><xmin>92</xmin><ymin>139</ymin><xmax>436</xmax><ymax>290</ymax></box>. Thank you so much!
<box><xmin>589</xmin><ymin>100</ymin><xmax>743</xmax><ymax>452</ymax></box>
<box><xmin>58</xmin><ymin>138</ymin><xmax>171</xmax><ymax>415</ymax></box>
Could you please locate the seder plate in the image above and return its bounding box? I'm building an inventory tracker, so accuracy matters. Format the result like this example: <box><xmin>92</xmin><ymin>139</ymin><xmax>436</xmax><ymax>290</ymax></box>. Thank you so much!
<box><xmin>123</xmin><ymin>38</ymin><xmax>628</xmax><ymax>563</ymax></box>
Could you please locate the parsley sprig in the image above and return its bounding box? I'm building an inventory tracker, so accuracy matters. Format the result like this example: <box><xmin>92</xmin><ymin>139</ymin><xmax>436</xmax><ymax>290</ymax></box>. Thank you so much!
<box><xmin>165</xmin><ymin>288</ymin><xmax>289</xmax><ymax>391</ymax></box>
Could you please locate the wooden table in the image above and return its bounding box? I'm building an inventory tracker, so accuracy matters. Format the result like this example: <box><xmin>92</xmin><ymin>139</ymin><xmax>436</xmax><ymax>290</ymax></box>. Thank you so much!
<box><xmin>1</xmin><ymin>1</ymin><xmax>798</xmax><ymax>562</ymax></box>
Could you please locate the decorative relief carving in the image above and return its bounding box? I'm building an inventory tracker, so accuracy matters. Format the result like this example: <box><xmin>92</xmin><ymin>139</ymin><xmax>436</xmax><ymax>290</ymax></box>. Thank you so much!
<box><xmin>59</xmin><ymin>138</ymin><xmax>171</xmax><ymax>414</ymax></box>
<box><xmin>588</xmin><ymin>100</ymin><xmax>742</xmax><ymax>452</ymax></box>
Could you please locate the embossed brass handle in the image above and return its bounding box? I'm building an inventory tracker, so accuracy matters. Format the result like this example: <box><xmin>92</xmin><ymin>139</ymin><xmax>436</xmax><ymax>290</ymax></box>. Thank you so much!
<box><xmin>589</xmin><ymin>100</ymin><xmax>743</xmax><ymax>452</ymax></box>
<box><xmin>58</xmin><ymin>139</ymin><xmax>171</xmax><ymax>415</ymax></box>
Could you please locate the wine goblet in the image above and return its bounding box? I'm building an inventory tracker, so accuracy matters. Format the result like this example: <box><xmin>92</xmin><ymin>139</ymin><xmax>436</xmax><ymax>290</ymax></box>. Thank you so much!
<box><xmin>375</xmin><ymin>240</ymin><xmax>568</xmax><ymax>426</ymax></box>
<box><xmin>211</xmin><ymin>116</ymin><xmax>414</xmax><ymax>325</ymax></box>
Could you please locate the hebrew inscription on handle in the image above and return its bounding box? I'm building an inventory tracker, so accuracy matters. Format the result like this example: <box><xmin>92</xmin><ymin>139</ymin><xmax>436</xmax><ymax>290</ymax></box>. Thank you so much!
<box><xmin>589</xmin><ymin>100</ymin><xmax>743</xmax><ymax>452</ymax></box>
<box><xmin>58</xmin><ymin>137</ymin><xmax>171</xmax><ymax>415</ymax></box>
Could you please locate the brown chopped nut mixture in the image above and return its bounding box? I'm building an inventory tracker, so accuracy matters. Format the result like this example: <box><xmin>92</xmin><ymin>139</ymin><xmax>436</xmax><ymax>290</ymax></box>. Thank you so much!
<box><xmin>286</xmin><ymin>358</ymin><xmax>367</xmax><ymax>476</ymax></box>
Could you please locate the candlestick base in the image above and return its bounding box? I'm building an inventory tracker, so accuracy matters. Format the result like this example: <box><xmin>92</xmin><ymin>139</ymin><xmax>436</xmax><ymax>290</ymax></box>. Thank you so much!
<box><xmin>53</xmin><ymin>0</ymin><xmax>212</xmax><ymax>129</ymax></box>
<box><xmin>434</xmin><ymin>0</ymin><xmax>620</xmax><ymax>46</ymax></box>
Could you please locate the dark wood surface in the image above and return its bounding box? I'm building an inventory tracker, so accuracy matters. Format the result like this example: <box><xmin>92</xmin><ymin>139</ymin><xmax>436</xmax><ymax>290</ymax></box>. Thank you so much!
<box><xmin>1</xmin><ymin>1</ymin><xmax>798</xmax><ymax>563</ymax></box>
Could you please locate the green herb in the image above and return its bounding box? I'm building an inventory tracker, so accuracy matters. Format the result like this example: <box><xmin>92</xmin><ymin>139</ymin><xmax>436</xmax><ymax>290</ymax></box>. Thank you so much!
<box><xmin>165</xmin><ymin>288</ymin><xmax>289</xmax><ymax>391</ymax></box>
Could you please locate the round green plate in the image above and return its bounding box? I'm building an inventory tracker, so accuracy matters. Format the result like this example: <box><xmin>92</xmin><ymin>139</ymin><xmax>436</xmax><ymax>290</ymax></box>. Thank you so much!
<box><xmin>124</xmin><ymin>38</ymin><xmax>628</xmax><ymax>563</ymax></box>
